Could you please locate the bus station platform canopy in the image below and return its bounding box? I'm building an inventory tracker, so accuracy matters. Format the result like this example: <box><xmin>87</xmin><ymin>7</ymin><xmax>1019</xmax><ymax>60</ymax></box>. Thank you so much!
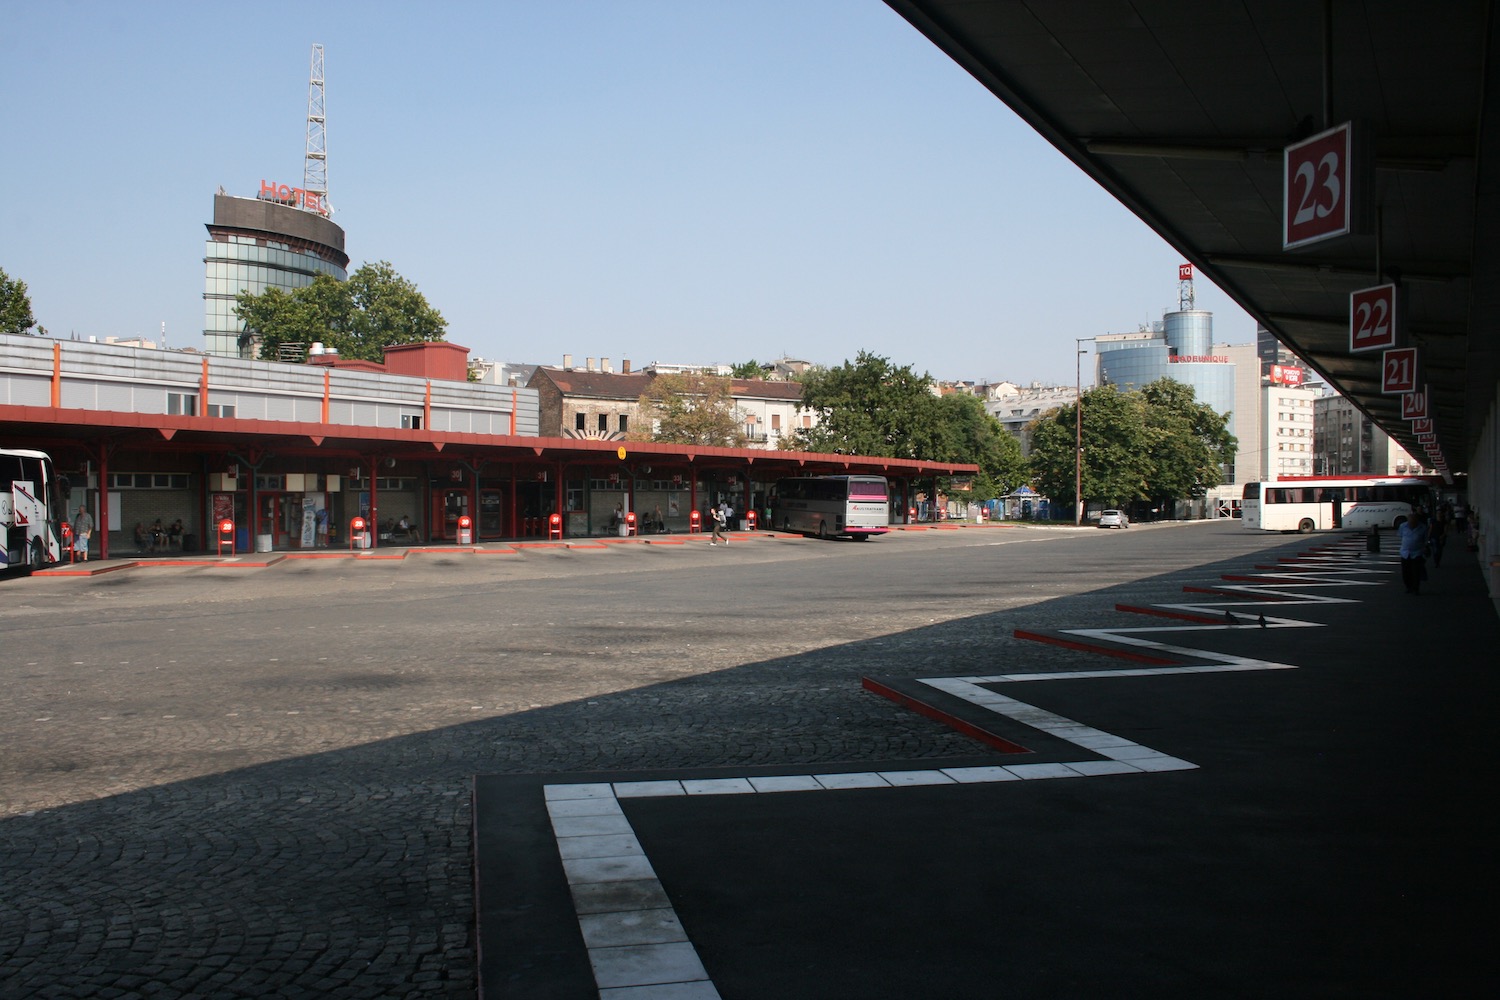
<box><xmin>886</xmin><ymin>0</ymin><xmax>1499</xmax><ymax>477</ymax></box>
<box><xmin>0</xmin><ymin>403</ymin><xmax>978</xmax><ymax>482</ymax></box>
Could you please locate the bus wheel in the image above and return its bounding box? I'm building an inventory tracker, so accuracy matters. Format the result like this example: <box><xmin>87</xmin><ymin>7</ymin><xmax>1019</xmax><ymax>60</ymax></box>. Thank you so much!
<box><xmin>1297</xmin><ymin>518</ymin><xmax>1315</xmax><ymax>533</ymax></box>
<box><xmin>29</xmin><ymin>537</ymin><xmax>45</xmax><ymax>571</ymax></box>
<box><xmin>818</xmin><ymin>521</ymin><xmax>829</xmax><ymax>540</ymax></box>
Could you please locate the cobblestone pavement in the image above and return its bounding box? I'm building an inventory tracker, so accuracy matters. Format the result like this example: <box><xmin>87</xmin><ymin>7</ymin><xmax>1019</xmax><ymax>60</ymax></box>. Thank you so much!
<box><xmin>0</xmin><ymin>523</ymin><xmax>1295</xmax><ymax>998</ymax></box>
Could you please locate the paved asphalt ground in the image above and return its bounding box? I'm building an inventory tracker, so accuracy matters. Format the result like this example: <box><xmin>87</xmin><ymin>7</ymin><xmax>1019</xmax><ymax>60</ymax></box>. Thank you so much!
<box><xmin>2</xmin><ymin>522</ymin><xmax>1495</xmax><ymax>998</ymax></box>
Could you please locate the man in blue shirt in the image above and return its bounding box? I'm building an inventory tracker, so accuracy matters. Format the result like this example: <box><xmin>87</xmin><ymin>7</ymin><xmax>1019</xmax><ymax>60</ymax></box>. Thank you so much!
<box><xmin>1397</xmin><ymin>510</ymin><xmax>1431</xmax><ymax>595</ymax></box>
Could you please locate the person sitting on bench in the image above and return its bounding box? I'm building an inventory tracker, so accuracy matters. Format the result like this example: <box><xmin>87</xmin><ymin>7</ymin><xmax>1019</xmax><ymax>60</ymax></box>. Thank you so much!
<box><xmin>396</xmin><ymin>515</ymin><xmax>420</xmax><ymax>542</ymax></box>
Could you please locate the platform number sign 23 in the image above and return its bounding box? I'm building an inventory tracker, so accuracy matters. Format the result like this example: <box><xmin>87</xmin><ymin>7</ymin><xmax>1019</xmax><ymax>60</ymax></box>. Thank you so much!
<box><xmin>1285</xmin><ymin>123</ymin><xmax>1353</xmax><ymax>250</ymax></box>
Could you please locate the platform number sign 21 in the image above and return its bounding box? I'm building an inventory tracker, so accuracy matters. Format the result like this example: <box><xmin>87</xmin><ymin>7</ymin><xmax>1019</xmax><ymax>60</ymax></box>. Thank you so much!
<box><xmin>1381</xmin><ymin>347</ymin><xmax>1418</xmax><ymax>394</ymax></box>
<box><xmin>1285</xmin><ymin>123</ymin><xmax>1353</xmax><ymax>250</ymax></box>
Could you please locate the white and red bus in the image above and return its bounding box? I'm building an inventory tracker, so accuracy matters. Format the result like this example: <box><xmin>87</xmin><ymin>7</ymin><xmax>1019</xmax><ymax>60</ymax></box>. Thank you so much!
<box><xmin>770</xmin><ymin>475</ymin><xmax>890</xmax><ymax>540</ymax></box>
<box><xmin>2</xmin><ymin>448</ymin><xmax>70</xmax><ymax>572</ymax></box>
<box><xmin>1240</xmin><ymin>475</ymin><xmax>1440</xmax><ymax>533</ymax></box>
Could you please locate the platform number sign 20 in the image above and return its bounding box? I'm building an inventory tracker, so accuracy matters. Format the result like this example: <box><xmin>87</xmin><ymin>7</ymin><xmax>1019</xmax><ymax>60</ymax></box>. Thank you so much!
<box><xmin>1285</xmin><ymin>123</ymin><xmax>1353</xmax><ymax>250</ymax></box>
<box><xmin>1350</xmin><ymin>284</ymin><xmax>1397</xmax><ymax>353</ymax></box>
<box><xmin>1401</xmin><ymin>386</ymin><xmax>1430</xmax><ymax>420</ymax></box>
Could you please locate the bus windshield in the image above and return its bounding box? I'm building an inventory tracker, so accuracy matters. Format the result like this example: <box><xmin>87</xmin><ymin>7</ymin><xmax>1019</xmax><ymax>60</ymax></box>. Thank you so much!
<box><xmin>2</xmin><ymin>448</ymin><xmax>68</xmax><ymax>571</ymax></box>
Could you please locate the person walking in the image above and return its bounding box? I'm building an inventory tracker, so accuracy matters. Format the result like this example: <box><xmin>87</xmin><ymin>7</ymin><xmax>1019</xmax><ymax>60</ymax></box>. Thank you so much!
<box><xmin>71</xmin><ymin>505</ymin><xmax>94</xmax><ymax>562</ymax></box>
<box><xmin>1429</xmin><ymin>507</ymin><xmax>1449</xmax><ymax>568</ymax></box>
<box><xmin>710</xmin><ymin>504</ymin><xmax>728</xmax><ymax>545</ymax></box>
<box><xmin>1397</xmin><ymin>509</ymin><xmax>1431</xmax><ymax>595</ymax></box>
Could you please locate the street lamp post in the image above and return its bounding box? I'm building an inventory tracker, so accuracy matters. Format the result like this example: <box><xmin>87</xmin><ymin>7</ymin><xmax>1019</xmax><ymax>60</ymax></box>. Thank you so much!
<box><xmin>1075</xmin><ymin>340</ymin><xmax>1088</xmax><ymax>525</ymax></box>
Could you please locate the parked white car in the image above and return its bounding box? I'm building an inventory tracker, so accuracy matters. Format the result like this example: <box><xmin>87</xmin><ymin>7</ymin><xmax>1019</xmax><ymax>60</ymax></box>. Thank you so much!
<box><xmin>1097</xmin><ymin>510</ymin><xmax>1129</xmax><ymax>528</ymax></box>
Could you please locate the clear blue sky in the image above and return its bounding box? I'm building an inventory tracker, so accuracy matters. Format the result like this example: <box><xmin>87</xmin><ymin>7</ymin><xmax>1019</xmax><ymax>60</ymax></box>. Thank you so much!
<box><xmin>1</xmin><ymin>1</ymin><xmax>1258</xmax><ymax>386</ymax></box>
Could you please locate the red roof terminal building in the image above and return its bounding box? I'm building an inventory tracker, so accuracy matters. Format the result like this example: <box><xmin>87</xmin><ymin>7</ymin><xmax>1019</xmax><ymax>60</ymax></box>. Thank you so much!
<box><xmin>0</xmin><ymin>333</ymin><xmax>972</xmax><ymax>559</ymax></box>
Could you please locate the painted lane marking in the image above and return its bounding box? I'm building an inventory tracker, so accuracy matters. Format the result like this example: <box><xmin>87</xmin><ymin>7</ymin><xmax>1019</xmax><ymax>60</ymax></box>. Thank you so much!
<box><xmin>540</xmin><ymin>538</ymin><xmax>1387</xmax><ymax>997</ymax></box>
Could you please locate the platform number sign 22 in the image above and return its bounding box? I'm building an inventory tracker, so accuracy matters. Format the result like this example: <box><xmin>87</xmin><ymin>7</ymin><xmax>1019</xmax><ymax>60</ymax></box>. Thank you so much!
<box><xmin>1285</xmin><ymin>123</ymin><xmax>1353</xmax><ymax>250</ymax></box>
<box><xmin>1350</xmin><ymin>284</ymin><xmax>1397</xmax><ymax>353</ymax></box>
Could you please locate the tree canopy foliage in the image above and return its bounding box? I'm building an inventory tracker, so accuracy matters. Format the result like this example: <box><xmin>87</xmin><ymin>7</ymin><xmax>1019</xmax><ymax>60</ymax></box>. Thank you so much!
<box><xmin>1027</xmin><ymin>378</ymin><xmax>1236</xmax><ymax>511</ymax></box>
<box><xmin>930</xmin><ymin>391</ymin><xmax>1028</xmax><ymax>499</ymax></box>
<box><xmin>634</xmin><ymin>371</ymin><xmax>747</xmax><ymax>447</ymax></box>
<box><xmin>1</xmin><ymin>266</ymin><xmax>38</xmax><ymax>337</ymax></box>
<box><xmin>785</xmin><ymin>352</ymin><xmax>1026</xmax><ymax>496</ymax></box>
<box><xmin>789</xmin><ymin>352</ymin><xmax>942</xmax><ymax>458</ymax></box>
<box><xmin>235</xmin><ymin>261</ymin><xmax>447</xmax><ymax>362</ymax></box>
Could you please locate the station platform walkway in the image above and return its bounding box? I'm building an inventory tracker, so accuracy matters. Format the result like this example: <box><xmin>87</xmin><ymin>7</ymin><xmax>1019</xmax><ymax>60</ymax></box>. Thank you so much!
<box><xmin>472</xmin><ymin>532</ymin><xmax>1498</xmax><ymax>999</ymax></box>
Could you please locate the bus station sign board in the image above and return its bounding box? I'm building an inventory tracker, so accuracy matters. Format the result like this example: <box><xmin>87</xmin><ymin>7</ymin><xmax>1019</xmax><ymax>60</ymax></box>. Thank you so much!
<box><xmin>1351</xmin><ymin>284</ymin><xmax>1397</xmax><ymax>352</ymax></box>
<box><xmin>1381</xmin><ymin>347</ymin><xmax>1418</xmax><ymax>394</ymax></box>
<box><xmin>1410</xmin><ymin>417</ymin><xmax>1433</xmax><ymax>434</ymax></box>
<box><xmin>1285</xmin><ymin>122</ymin><xmax>1353</xmax><ymax>249</ymax></box>
<box><xmin>1400</xmin><ymin>386</ymin><xmax>1429</xmax><ymax>420</ymax></box>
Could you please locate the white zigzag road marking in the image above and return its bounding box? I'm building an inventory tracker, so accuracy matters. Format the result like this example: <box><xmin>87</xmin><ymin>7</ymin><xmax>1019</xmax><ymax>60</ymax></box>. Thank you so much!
<box><xmin>539</xmin><ymin>539</ymin><xmax>1391</xmax><ymax>997</ymax></box>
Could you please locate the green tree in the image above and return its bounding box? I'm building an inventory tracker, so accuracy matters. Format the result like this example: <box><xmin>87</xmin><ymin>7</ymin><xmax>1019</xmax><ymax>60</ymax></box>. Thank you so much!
<box><xmin>788</xmin><ymin>352</ymin><xmax>942</xmax><ymax>458</ymax></box>
<box><xmin>930</xmin><ymin>392</ymin><xmax>1027</xmax><ymax>499</ymax></box>
<box><xmin>1</xmin><ymin>266</ymin><xmax>38</xmax><ymax>336</ymax></box>
<box><xmin>1028</xmin><ymin>384</ymin><xmax>1152</xmax><ymax>511</ymax></box>
<box><xmin>1139</xmin><ymin>378</ymin><xmax>1236</xmax><ymax>506</ymax></box>
<box><xmin>235</xmin><ymin>261</ymin><xmax>446</xmax><ymax>362</ymax></box>
<box><xmin>1028</xmin><ymin>378</ymin><xmax>1237</xmax><ymax>516</ymax></box>
<box><xmin>729</xmin><ymin>360</ymin><xmax>766</xmax><ymax>379</ymax></box>
<box><xmin>634</xmin><ymin>371</ymin><xmax>747</xmax><ymax>447</ymax></box>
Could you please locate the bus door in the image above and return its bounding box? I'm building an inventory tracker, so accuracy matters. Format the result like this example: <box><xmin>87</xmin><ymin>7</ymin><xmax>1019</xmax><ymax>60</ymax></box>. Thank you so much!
<box><xmin>1324</xmin><ymin>490</ymin><xmax>1344</xmax><ymax>529</ymax></box>
<box><xmin>431</xmin><ymin>488</ymin><xmax>470</xmax><ymax>540</ymax></box>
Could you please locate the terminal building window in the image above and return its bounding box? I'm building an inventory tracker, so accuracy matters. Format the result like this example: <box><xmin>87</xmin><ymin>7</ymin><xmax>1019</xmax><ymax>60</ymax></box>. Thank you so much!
<box><xmin>108</xmin><ymin>473</ymin><xmax>192</xmax><ymax>490</ymax></box>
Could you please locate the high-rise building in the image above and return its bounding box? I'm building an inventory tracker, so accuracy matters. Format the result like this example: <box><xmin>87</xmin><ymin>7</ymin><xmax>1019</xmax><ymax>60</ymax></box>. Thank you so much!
<box><xmin>1313</xmin><ymin>391</ymin><xmax>1429</xmax><ymax>476</ymax></box>
<box><xmin>202</xmin><ymin>191</ymin><xmax>349</xmax><ymax>358</ymax></box>
<box><xmin>202</xmin><ymin>46</ymin><xmax>347</xmax><ymax>359</ymax></box>
<box><xmin>1095</xmin><ymin>312</ymin><xmax>1236</xmax><ymax>425</ymax></box>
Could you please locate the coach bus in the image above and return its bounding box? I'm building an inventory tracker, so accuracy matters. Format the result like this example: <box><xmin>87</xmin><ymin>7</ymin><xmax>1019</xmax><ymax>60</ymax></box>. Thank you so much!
<box><xmin>1240</xmin><ymin>475</ymin><xmax>1439</xmax><ymax>533</ymax></box>
<box><xmin>770</xmin><ymin>475</ymin><xmax>890</xmax><ymax>540</ymax></box>
<box><xmin>2</xmin><ymin>448</ymin><xmax>70</xmax><ymax>572</ymax></box>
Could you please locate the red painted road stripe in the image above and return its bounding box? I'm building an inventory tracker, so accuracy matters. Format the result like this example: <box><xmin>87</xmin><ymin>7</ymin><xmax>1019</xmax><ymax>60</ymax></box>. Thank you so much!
<box><xmin>861</xmin><ymin>677</ymin><xmax>1030</xmax><ymax>754</ymax></box>
<box><xmin>1115</xmin><ymin>604</ymin><xmax>1225</xmax><ymax>624</ymax></box>
<box><xmin>1012</xmin><ymin>628</ymin><xmax>1182</xmax><ymax>665</ymax></box>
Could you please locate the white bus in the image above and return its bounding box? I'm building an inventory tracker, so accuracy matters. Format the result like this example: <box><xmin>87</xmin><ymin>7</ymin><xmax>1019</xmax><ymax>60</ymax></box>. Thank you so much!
<box><xmin>2</xmin><ymin>448</ymin><xmax>70</xmax><ymax>572</ymax></box>
<box><xmin>1240</xmin><ymin>475</ymin><xmax>1438</xmax><ymax>533</ymax></box>
<box><xmin>771</xmin><ymin>475</ymin><xmax>891</xmax><ymax>540</ymax></box>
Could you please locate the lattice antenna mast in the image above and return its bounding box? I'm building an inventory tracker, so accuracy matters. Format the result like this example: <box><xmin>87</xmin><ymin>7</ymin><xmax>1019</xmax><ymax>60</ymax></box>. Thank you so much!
<box><xmin>304</xmin><ymin>44</ymin><xmax>330</xmax><ymax>214</ymax></box>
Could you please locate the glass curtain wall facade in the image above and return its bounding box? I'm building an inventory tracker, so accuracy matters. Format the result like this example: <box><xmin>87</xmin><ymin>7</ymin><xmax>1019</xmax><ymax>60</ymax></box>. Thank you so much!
<box><xmin>1096</xmin><ymin>310</ymin><xmax>1235</xmax><ymax>418</ymax></box>
<box><xmin>202</xmin><ymin>194</ymin><xmax>349</xmax><ymax>359</ymax></box>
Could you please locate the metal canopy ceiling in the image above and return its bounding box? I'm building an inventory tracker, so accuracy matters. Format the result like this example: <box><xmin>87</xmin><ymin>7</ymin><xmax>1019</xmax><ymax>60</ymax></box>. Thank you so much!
<box><xmin>886</xmin><ymin>0</ymin><xmax>1500</xmax><ymax>476</ymax></box>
